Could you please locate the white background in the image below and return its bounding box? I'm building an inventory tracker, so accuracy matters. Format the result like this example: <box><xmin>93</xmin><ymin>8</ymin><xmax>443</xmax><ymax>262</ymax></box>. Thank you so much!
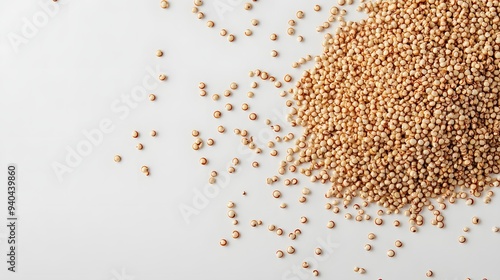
<box><xmin>0</xmin><ymin>0</ymin><xmax>499</xmax><ymax>279</ymax></box>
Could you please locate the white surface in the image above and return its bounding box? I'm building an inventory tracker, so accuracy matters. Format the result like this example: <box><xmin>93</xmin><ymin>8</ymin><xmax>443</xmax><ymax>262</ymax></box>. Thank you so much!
<box><xmin>0</xmin><ymin>0</ymin><xmax>499</xmax><ymax>279</ymax></box>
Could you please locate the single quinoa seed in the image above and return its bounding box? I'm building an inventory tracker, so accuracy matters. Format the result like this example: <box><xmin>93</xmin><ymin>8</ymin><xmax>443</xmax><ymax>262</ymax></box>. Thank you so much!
<box><xmin>387</xmin><ymin>250</ymin><xmax>395</xmax><ymax>258</ymax></box>
<box><xmin>200</xmin><ymin>157</ymin><xmax>208</xmax><ymax>165</ymax></box>
<box><xmin>276</xmin><ymin>250</ymin><xmax>284</xmax><ymax>258</ymax></box>
<box><xmin>364</xmin><ymin>244</ymin><xmax>372</xmax><ymax>251</ymax></box>
<box><xmin>458</xmin><ymin>236</ymin><xmax>467</xmax><ymax>244</ymax></box>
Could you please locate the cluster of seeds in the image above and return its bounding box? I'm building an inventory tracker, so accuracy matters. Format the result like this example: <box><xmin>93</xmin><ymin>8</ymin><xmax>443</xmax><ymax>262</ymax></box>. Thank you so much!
<box><xmin>192</xmin><ymin>75</ymin><xmax>281</xmax><ymax>184</ymax></box>
<box><xmin>220</xmin><ymin>201</ymin><xmax>243</xmax><ymax>246</ymax></box>
<box><xmin>285</xmin><ymin>11</ymin><xmax>307</xmax><ymax>43</ymax></box>
<box><xmin>316</xmin><ymin>5</ymin><xmax>348</xmax><ymax>33</ymax></box>
<box><xmin>291</xmin><ymin>54</ymin><xmax>313</xmax><ymax>69</ymax></box>
<box><xmin>192</xmin><ymin>0</ymin><xmax>260</xmax><ymax>42</ymax></box>
<box><xmin>287</xmin><ymin>0</ymin><xmax>500</xmax><ymax>227</ymax></box>
<box><xmin>114</xmin><ymin>128</ymin><xmax>157</xmax><ymax>175</ymax></box>
<box><xmin>113</xmin><ymin>49</ymin><xmax>167</xmax><ymax>175</ymax></box>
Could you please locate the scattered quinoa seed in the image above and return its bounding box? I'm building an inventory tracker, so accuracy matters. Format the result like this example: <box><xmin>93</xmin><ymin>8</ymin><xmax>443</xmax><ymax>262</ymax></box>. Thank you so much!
<box><xmin>276</xmin><ymin>250</ymin><xmax>284</xmax><ymax>258</ymax></box>
<box><xmin>387</xmin><ymin>250</ymin><xmax>395</xmax><ymax>258</ymax></box>
<box><xmin>364</xmin><ymin>244</ymin><xmax>371</xmax><ymax>251</ymax></box>
<box><xmin>273</xmin><ymin>190</ymin><xmax>281</xmax><ymax>198</ymax></box>
<box><xmin>327</xmin><ymin>221</ymin><xmax>335</xmax><ymax>228</ymax></box>
<box><xmin>200</xmin><ymin>157</ymin><xmax>208</xmax><ymax>165</ymax></box>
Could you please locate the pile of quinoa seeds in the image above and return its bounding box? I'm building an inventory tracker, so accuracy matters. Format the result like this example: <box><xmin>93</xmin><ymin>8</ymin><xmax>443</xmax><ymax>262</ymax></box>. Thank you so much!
<box><xmin>289</xmin><ymin>0</ymin><xmax>500</xmax><ymax>226</ymax></box>
<box><xmin>181</xmin><ymin>0</ymin><xmax>500</xmax><ymax>278</ymax></box>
